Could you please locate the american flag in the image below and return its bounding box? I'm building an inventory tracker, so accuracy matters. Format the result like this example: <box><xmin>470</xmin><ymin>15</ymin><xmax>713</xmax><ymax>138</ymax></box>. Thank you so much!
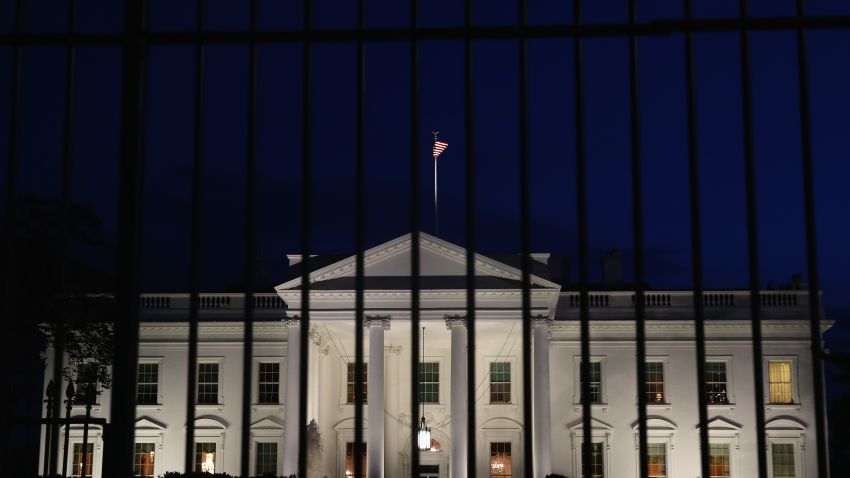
<box><xmin>433</xmin><ymin>140</ymin><xmax>448</xmax><ymax>160</ymax></box>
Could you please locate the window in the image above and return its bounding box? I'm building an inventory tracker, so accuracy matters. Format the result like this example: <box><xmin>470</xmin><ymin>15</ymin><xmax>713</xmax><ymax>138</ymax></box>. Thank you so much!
<box><xmin>258</xmin><ymin>363</ymin><xmax>280</xmax><ymax>404</ymax></box>
<box><xmin>74</xmin><ymin>363</ymin><xmax>99</xmax><ymax>405</ymax></box>
<box><xmin>645</xmin><ymin>362</ymin><xmax>666</xmax><ymax>404</ymax></box>
<box><xmin>134</xmin><ymin>442</ymin><xmax>155</xmax><ymax>478</ymax></box>
<box><xmin>346</xmin><ymin>363</ymin><xmax>367</xmax><ymax>404</ymax></box>
<box><xmin>581</xmin><ymin>361</ymin><xmax>602</xmax><ymax>404</ymax></box>
<box><xmin>198</xmin><ymin>363</ymin><xmax>219</xmax><ymax>405</ymax></box>
<box><xmin>136</xmin><ymin>363</ymin><xmax>159</xmax><ymax>405</ymax></box>
<box><xmin>771</xmin><ymin>443</ymin><xmax>796</xmax><ymax>478</ymax></box>
<box><xmin>419</xmin><ymin>362</ymin><xmax>439</xmax><ymax>404</ymax></box>
<box><xmin>489</xmin><ymin>362</ymin><xmax>511</xmax><ymax>404</ymax></box>
<box><xmin>768</xmin><ymin>361</ymin><xmax>793</xmax><ymax>404</ymax></box>
<box><xmin>705</xmin><ymin>362</ymin><xmax>729</xmax><ymax>405</ymax></box>
<box><xmin>709</xmin><ymin>443</ymin><xmax>731</xmax><ymax>478</ymax></box>
<box><xmin>589</xmin><ymin>442</ymin><xmax>604</xmax><ymax>478</ymax></box>
<box><xmin>255</xmin><ymin>442</ymin><xmax>278</xmax><ymax>476</ymax></box>
<box><xmin>195</xmin><ymin>442</ymin><xmax>217</xmax><ymax>473</ymax></box>
<box><xmin>646</xmin><ymin>443</ymin><xmax>667</xmax><ymax>478</ymax></box>
<box><xmin>489</xmin><ymin>442</ymin><xmax>512</xmax><ymax>478</ymax></box>
<box><xmin>345</xmin><ymin>442</ymin><xmax>366</xmax><ymax>477</ymax></box>
<box><xmin>71</xmin><ymin>443</ymin><xmax>93</xmax><ymax>478</ymax></box>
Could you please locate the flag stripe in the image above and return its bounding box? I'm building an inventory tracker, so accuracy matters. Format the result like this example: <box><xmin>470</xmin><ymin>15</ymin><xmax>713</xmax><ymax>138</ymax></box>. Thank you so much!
<box><xmin>433</xmin><ymin>140</ymin><xmax>448</xmax><ymax>159</ymax></box>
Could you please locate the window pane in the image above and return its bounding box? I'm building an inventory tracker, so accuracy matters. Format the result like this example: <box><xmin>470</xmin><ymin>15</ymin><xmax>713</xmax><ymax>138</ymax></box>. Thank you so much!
<box><xmin>645</xmin><ymin>362</ymin><xmax>665</xmax><ymax>404</ymax></box>
<box><xmin>198</xmin><ymin>363</ymin><xmax>219</xmax><ymax>404</ymax></box>
<box><xmin>136</xmin><ymin>363</ymin><xmax>159</xmax><ymax>405</ymax></box>
<box><xmin>346</xmin><ymin>363</ymin><xmax>368</xmax><ymax>404</ymax></box>
<box><xmin>709</xmin><ymin>443</ymin><xmax>730</xmax><ymax>478</ymax></box>
<box><xmin>590</xmin><ymin>442</ymin><xmax>604</xmax><ymax>478</ymax></box>
<box><xmin>647</xmin><ymin>443</ymin><xmax>667</xmax><ymax>478</ymax></box>
<box><xmin>255</xmin><ymin>442</ymin><xmax>278</xmax><ymax>475</ymax></box>
<box><xmin>581</xmin><ymin>361</ymin><xmax>603</xmax><ymax>404</ymax></box>
<box><xmin>772</xmin><ymin>443</ymin><xmax>796</xmax><ymax>478</ymax></box>
<box><xmin>419</xmin><ymin>362</ymin><xmax>439</xmax><ymax>403</ymax></box>
<box><xmin>71</xmin><ymin>443</ymin><xmax>94</xmax><ymax>478</ymax></box>
<box><xmin>258</xmin><ymin>362</ymin><xmax>280</xmax><ymax>404</ymax></box>
<box><xmin>134</xmin><ymin>442</ymin><xmax>156</xmax><ymax>478</ymax></box>
<box><xmin>768</xmin><ymin>361</ymin><xmax>793</xmax><ymax>404</ymax></box>
<box><xmin>74</xmin><ymin>363</ymin><xmax>99</xmax><ymax>405</ymax></box>
<box><xmin>345</xmin><ymin>442</ymin><xmax>367</xmax><ymax>477</ymax></box>
<box><xmin>490</xmin><ymin>362</ymin><xmax>511</xmax><ymax>404</ymax></box>
<box><xmin>705</xmin><ymin>362</ymin><xmax>729</xmax><ymax>404</ymax></box>
<box><xmin>195</xmin><ymin>442</ymin><xmax>216</xmax><ymax>473</ymax></box>
<box><xmin>490</xmin><ymin>442</ymin><xmax>512</xmax><ymax>478</ymax></box>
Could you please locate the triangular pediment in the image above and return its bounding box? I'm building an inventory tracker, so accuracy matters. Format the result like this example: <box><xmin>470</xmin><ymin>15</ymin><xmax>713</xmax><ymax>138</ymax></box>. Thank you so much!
<box><xmin>698</xmin><ymin>416</ymin><xmax>742</xmax><ymax>431</ymax></box>
<box><xmin>276</xmin><ymin>232</ymin><xmax>559</xmax><ymax>291</ymax></box>
<box><xmin>135</xmin><ymin>416</ymin><xmax>167</xmax><ymax>431</ymax></box>
<box><xmin>568</xmin><ymin>417</ymin><xmax>614</xmax><ymax>431</ymax></box>
<box><xmin>251</xmin><ymin>416</ymin><xmax>285</xmax><ymax>429</ymax></box>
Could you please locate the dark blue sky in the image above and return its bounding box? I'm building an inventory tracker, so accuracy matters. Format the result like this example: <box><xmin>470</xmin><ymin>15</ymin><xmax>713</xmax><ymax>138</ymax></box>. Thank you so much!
<box><xmin>1</xmin><ymin>0</ymin><xmax>849</xmax><ymax>349</ymax></box>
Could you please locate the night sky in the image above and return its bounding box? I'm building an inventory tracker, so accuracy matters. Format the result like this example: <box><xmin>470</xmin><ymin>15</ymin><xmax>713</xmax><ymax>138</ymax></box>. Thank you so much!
<box><xmin>1</xmin><ymin>0</ymin><xmax>849</xmax><ymax>349</ymax></box>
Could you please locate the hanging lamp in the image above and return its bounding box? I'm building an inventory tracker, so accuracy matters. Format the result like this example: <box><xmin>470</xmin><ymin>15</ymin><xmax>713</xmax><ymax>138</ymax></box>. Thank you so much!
<box><xmin>417</xmin><ymin>326</ymin><xmax>432</xmax><ymax>451</ymax></box>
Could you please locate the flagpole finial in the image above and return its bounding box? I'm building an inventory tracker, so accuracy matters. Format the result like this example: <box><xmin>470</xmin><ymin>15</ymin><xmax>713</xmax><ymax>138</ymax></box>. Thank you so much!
<box><xmin>432</xmin><ymin>131</ymin><xmax>439</xmax><ymax>141</ymax></box>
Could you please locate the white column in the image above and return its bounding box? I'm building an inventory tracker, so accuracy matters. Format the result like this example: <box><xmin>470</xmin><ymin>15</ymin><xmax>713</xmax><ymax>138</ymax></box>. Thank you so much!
<box><xmin>282</xmin><ymin>318</ymin><xmax>302</xmax><ymax>477</ymax></box>
<box><xmin>307</xmin><ymin>326</ymin><xmax>321</xmax><ymax>422</ymax></box>
<box><xmin>532</xmin><ymin>316</ymin><xmax>552</xmax><ymax>478</ymax></box>
<box><xmin>366</xmin><ymin>316</ymin><xmax>390</xmax><ymax>478</ymax></box>
<box><xmin>385</xmin><ymin>345</ymin><xmax>403</xmax><ymax>477</ymax></box>
<box><xmin>447</xmin><ymin>315</ymin><xmax>468</xmax><ymax>478</ymax></box>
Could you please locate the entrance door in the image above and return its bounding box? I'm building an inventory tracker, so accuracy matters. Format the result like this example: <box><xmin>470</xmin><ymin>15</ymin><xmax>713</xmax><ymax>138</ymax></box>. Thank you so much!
<box><xmin>419</xmin><ymin>464</ymin><xmax>439</xmax><ymax>478</ymax></box>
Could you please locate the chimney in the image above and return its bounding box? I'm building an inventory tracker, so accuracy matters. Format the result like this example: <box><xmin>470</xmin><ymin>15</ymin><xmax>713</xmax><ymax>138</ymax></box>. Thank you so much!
<box><xmin>602</xmin><ymin>249</ymin><xmax>624</xmax><ymax>290</ymax></box>
<box><xmin>790</xmin><ymin>273</ymin><xmax>806</xmax><ymax>290</ymax></box>
<box><xmin>547</xmin><ymin>254</ymin><xmax>571</xmax><ymax>287</ymax></box>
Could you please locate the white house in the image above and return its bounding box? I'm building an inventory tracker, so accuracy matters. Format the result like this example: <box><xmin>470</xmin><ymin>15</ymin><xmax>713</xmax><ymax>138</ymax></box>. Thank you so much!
<box><xmin>39</xmin><ymin>232</ymin><xmax>830</xmax><ymax>478</ymax></box>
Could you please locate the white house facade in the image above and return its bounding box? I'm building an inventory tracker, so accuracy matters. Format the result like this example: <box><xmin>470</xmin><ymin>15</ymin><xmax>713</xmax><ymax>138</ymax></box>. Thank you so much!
<box><xmin>39</xmin><ymin>232</ymin><xmax>830</xmax><ymax>478</ymax></box>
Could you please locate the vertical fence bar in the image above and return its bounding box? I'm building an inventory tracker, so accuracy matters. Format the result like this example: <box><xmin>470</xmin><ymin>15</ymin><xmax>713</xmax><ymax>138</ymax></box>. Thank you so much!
<box><xmin>239</xmin><ymin>1</ymin><xmax>259</xmax><ymax>476</ymax></box>
<box><xmin>353</xmin><ymin>0</ymin><xmax>366</xmax><ymax>475</ymax></box>
<box><xmin>738</xmin><ymin>2</ymin><xmax>769</xmax><ymax>477</ymax></box>
<box><xmin>574</xmin><ymin>1</ymin><xmax>594</xmax><ymax>477</ymax></box>
<box><xmin>103</xmin><ymin>0</ymin><xmax>147</xmax><ymax>475</ymax></box>
<box><xmin>184</xmin><ymin>0</ymin><xmax>205</xmax><ymax>472</ymax></box>
<box><xmin>628</xmin><ymin>3</ymin><xmax>650</xmax><ymax>478</ymax></box>
<box><xmin>518</xmin><ymin>2</ymin><xmax>534</xmax><ymax>478</ymax></box>
<box><xmin>795</xmin><ymin>1</ymin><xmax>830</xmax><ymax>476</ymax></box>
<box><xmin>54</xmin><ymin>0</ymin><xmax>79</xmax><ymax>474</ymax></box>
<box><xmin>464</xmin><ymin>0</ymin><xmax>477</xmax><ymax>474</ymax></box>
<box><xmin>298</xmin><ymin>0</ymin><xmax>313</xmax><ymax>475</ymax></box>
<box><xmin>683</xmin><ymin>2</ymin><xmax>711</xmax><ymax>478</ymax></box>
<box><xmin>409</xmin><ymin>0</ymin><xmax>421</xmax><ymax>474</ymax></box>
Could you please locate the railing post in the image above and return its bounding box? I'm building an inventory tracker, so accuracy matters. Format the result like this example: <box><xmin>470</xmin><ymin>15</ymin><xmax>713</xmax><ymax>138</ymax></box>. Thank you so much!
<box><xmin>43</xmin><ymin>380</ymin><xmax>55</xmax><ymax>477</ymax></box>
<box><xmin>62</xmin><ymin>382</ymin><xmax>75</xmax><ymax>477</ymax></box>
<box><xmin>79</xmin><ymin>399</ymin><xmax>92</xmax><ymax>478</ymax></box>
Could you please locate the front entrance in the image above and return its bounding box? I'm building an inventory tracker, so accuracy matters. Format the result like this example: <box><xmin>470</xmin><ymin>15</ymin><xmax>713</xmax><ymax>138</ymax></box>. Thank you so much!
<box><xmin>419</xmin><ymin>464</ymin><xmax>439</xmax><ymax>478</ymax></box>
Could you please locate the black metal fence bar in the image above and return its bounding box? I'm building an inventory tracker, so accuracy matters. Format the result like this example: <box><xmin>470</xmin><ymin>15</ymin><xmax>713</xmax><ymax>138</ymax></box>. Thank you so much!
<box><xmin>464</xmin><ymin>0</ymin><xmax>477</xmax><ymax>475</ymax></box>
<box><xmin>738</xmin><ymin>1</ymin><xmax>769</xmax><ymax>477</ymax></box>
<box><xmin>409</xmin><ymin>1</ymin><xmax>422</xmax><ymax>475</ymax></box>
<box><xmin>353</xmin><ymin>0</ymin><xmax>366</xmax><ymax>476</ymax></box>
<box><xmin>184</xmin><ymin>0</ymin><xmax>205</xmax><ymax>473</ymax></box>
<box><xmin>298</xmin><ymin>1</ymin><xmax>313</xmax><ymax>477</ymax></box>
<box><xmin>102</xmin><ymin>0</ymin><xmax>147</xmax><ymax>475</ymax></box>
<box><xmin>574</xmin><ymin>1</ymin><xmax>594</xmax><ymax>477</ymax></box>
<box><xmin>795</xmin><ymin>1</ymin><xmax>830</xmax><ymax>476</ymax></box>
<box><xmin>683</xmin><ymin>1</ymin><xmax>711</xmax><ymax>477</ymax></box>
<box><xmin>628</xmin><ymin>2</ymin><xmax>650</xmax><ymax>478</ymax></box>
<box><xmin>239</xmin><ymin>1</ymin><xmax>259</xmax><ymax>476</ymax></box>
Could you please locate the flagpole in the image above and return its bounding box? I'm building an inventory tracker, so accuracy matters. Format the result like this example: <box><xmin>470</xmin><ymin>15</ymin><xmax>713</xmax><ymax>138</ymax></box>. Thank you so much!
<box><xmin>434</xmin><ymin>155</ymin><xmax>439</xmax><ymax>237</ymax></box>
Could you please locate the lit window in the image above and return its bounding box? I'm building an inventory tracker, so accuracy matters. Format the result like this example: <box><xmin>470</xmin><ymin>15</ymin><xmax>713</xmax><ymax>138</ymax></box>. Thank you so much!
<box><xmin>133</xmin><ymin>442</ymin><xmax>155</xmax><ymax>478</ymax></box>
<box><xmin>345</xmin><ymin>442</ymin><xmax>366</xmax><ymax>477</ymax></box>
<box><xmin>136</xmin><ymin>363</ymin><xmax>159</xmax><ymax>405</ymax></box>
<box><xmin>195</xmin><ymin>442</ymin><xmax>216</xmax><ymax>473</ymax></box>
<box><xmin>768</xmin><ymin>361</ymin><xmax>793</xmax><ymax>404</ymax></box>
<box><xmin>419</xmin><ymin>362</ymin><xmax>439</xmax><ymax>404</ymax></box>
<box><xmin>255</xmin><ymin>442</ymin><xmax>278</xmax><ymax>476</ymax></box>
<box><xmin>258</xmin><ymin>363</ymin><xmax>280</xmax><ymax>404</ymax></box>
<box><xmin>489</xmin><ymin>442</ymin><xmax>512</xmax><ymax>478</ymax></box>
<box><xmin>581</xmin><ymin>362</ymin><xmax>603</xmax><ymax>404</ymax></box>
<box><xmin>71</xmin><ymin>443</ymin><xmax>93</xmax><ymax>478</ymax></box>
<box><xmin>645</xmin><ymin>362</ymin><xmax>666</xmax><ymax>404</ymax></box>
<box><xmin>197</xmin><ymin>363</ymin><xmax>219</xmax><ymax>405</ymax></box>
<box><xmin>771</xmin><ymin>443</ymin><xmax>796</xmax><ymax>478</ymax></box>
<box><xmin>489</xmin><ymin>362</ymin><xmax>511</xmax><ymax>404</ymax></box>
<box><xmin>709</xmin><ymin>443</ymin><xmax>731</xmax><ymax>478</ymax></box>
<box><xmin>590</xmin><ymin>442</ymin><xmax>604</xmax><ymax>478</ymax></box>
<box><xmin>705</xmin><ymin>362</ymin><xmax>729</xmax><ymax>405</ymax></box>
<box><xmin>346</xmin><ymin>363</ymin><xmax>367</xmax><ymax>404</ymax></box>
<box><xmin>647</xmin><ymin>443</ymin><xmax>667</xmax><ymax>478</ymax></box>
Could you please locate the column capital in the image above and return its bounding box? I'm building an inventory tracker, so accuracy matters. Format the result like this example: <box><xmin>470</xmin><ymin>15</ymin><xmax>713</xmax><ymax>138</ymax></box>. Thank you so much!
<box><xmin>364</xmin><ymin>315</ymin><xmax>391</xmax><ymax>330</ymax></box>
<box><xmin>531</xmin><ymin>314</ymin><xmax>552</xmax><ymax>328</ymax></box>
<box><xmin>281</xmin><ymin>315</ymin><xmax>301</xmax><ymax>327</ymax></box>
<box><xmin>385</xmin><ymin>345</ymin><xmax>403</xmax><ymax>355</ymax></box>
<box><xmin>445</xmin><ymin>314</ymin><xmax>467</xmax><ymax>329</ymax></box>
